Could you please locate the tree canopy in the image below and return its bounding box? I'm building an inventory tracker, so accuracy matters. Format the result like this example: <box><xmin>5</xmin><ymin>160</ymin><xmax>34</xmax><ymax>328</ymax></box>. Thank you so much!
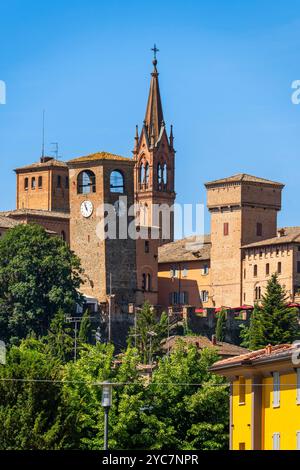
<box><xmin>0</xmin><ymin>224</ymin><xmax>83</xmax><ymax>343</ymax></box>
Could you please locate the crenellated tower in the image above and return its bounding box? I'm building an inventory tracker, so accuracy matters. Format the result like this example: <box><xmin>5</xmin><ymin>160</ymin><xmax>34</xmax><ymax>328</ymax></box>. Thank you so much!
<box><xmin>133</xmin><ymin>48</ymin><xmax>176</xmax><ymax>244</ymax></box>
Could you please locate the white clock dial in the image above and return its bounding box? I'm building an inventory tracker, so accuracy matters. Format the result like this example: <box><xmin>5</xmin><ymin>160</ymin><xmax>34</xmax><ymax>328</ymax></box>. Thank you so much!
<box><xmin>80</xmin><ymin>200</ymin><xmax>93</xmax><ymax>218</ymax></box>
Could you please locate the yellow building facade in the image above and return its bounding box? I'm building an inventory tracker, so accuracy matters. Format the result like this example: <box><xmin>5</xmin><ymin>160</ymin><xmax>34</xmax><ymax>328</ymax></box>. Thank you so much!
<box><xmin>211</xmin><ymin>344</ymin><xmax>300</xmax><ymax>450</ymax></box>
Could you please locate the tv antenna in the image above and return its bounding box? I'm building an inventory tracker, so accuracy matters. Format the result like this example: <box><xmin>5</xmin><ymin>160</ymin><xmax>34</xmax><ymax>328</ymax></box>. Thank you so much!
<box><xmin>50</xmin><ymin>142</ymin><xmax>62</xmax><ymax>160</ymax></box>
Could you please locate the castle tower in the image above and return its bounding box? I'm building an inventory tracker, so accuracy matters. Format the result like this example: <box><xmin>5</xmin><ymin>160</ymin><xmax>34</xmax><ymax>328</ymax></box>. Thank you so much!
<box><xmin>205</xmin><ymin>174</ymin><xmax>284</xmax><ymax>308</ymax></box>
<box><xmin>133</xmin><ymin>48</ymin><xmax>176</xmax><ymax>244</ymax></box>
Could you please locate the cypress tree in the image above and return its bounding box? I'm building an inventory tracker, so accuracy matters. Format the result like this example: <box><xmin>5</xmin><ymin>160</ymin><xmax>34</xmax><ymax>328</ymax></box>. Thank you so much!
<box><xmin>215</xmin><ymin>308</ymin><xmax>226</xmax><ymax>342</ymax></box>
<box><xmin>78</xmin><ymin>309</ymin><xmax>91</xmax><ymax>345</ymax></box>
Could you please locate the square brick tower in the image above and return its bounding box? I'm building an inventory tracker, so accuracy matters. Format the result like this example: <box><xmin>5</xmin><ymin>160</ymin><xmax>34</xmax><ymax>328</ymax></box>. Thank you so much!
<box><xmin>68</xmin><ymin>152</ymin><xmax>137</xmax><ymax>310</ymax></box>
<box><xmin>205</xmin><ymin>174</ymin><xmax>284</xmax><ymax>308</ymax></box>
<box><xmin>15</xmin><ymin>157</ymin><xmax>69</xmax><ymax>212</ymax></box>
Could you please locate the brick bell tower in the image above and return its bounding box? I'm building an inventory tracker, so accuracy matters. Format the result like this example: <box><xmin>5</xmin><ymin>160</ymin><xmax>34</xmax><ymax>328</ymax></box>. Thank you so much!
<box><xmin>133</xmin><ymin>46</ymin><xmax>176</xmax><ymax>244</ymax></box>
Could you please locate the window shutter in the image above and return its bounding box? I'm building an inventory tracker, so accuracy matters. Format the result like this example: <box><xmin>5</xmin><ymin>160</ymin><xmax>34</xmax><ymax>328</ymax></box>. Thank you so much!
<box><xmin>297</xmin><ymin>370</ymin><xmax>300</xmax><ymax>404</ymax></box>
<box><xmin>297</xmin><ymin>432</ymin><xmax>300</xmax><ymax>450</ymax></box>
<box><xmin>273</xmin><ymin>372</ymin><xmax>280</xmax><ymax>407</ymax></box>
<box><xmin>273</xmin><ymin>433</ymin><xmax>280</xmax><ymax>450</ymax></box>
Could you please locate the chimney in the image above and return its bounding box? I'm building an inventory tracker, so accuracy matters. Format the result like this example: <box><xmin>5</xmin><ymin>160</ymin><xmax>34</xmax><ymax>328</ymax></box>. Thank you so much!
<box><xmin>211</xmin><ymin>334</ymin><xmax>217</xmax><ymax>346</ymax></box>
<box><xmin>265</xmin><ymin>344</ymin><xmax>272</xmax><ymax>355</ymax></box>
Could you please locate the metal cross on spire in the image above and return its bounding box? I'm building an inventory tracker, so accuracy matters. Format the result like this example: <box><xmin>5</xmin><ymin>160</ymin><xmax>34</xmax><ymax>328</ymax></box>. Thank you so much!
<box><xmin>151</xmin><ymin>44</ymin><xmax>159</xmax><ymax>61</ymax></box>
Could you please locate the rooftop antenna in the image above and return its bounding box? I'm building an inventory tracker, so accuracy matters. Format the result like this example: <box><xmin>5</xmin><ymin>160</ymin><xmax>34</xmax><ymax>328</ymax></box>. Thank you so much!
<box><xmin>41</xmin><ymin>109</ymin><xmax>45</xmax><ymax>160</ymax></box>
<box><xmin>50</xmin><ymin>142</ymin><xmax>61</xmax><ymax>160</ymax></box>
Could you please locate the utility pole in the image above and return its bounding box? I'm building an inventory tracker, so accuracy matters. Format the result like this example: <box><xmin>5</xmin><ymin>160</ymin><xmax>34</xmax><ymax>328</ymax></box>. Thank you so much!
<box><xmin>108</xmin><ymin>273</ymin><xmax>112</xmax><ymax>343</ymax></box>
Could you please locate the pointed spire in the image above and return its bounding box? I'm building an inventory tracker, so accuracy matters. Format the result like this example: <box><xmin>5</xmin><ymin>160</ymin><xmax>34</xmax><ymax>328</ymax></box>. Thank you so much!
<box><xmin>144</xmin><ymin>45</ymin><xmax>164</xmax><ymax>144</ymax></box>
<box><xmin>133</xmin><ymin>125</ymin><xmax>139</xmax><ymax>155</ymax></box>
<box><xmin>169</xmin><ymin>124</ymin><xmax>174</xmax><ymax>149</ymax></box>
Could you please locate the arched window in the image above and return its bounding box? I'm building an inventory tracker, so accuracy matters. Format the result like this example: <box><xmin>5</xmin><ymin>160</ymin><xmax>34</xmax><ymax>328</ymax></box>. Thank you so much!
<box><xmin>144</xmin><ymin>163</ymin><xmax>149</xmax><ymax>185</ymax></box>
<box><xmin>38</xmin><ymin>176</ymin><xmax>43</xmax><ymax>188</ymax></box>
<box><xmin>24</xmin><ymin>177</ymin><xmax>29</xmax><ymax>190</ymax></box>
<box><xmin>157</xmin><ymin>163</ymin><xmax>162</xmax><ymax>184</ymax></box>
<box><xmin>110</xmin><ymin>170</ymin><xmax>124</xmax><ymax>193</ymax></box>
<box><xmin>146</xmin><ymin>273</ymin><xmax>152</xmax><ymax>292</ymax></box>
<box><xmin>163</xmin><ymin>163</ymin><xmax>167</xmax><ymax>184</ymax></box>
<box><xmin>140</xmin><ymin>203</ymin><xmax>149</xmax><ymax>226</ymax></box>
<box><xmin>142</xmin><ymin>273</ymin><xmax>146</xmax><ymax>291</ymax></box>
<box><xmin>77</xmin><ymin>170</ymin><xmax>96</xmax><ymax>194</ymax></box>
<box><xmin>139</xmin><ymin>164</ymin><xmax>145</xmax><ymax>184</ymax></box>
<box><xmin>31</xmin><ymin>177</ymin><xmax>36</xmax><ymax>189</ymax></box>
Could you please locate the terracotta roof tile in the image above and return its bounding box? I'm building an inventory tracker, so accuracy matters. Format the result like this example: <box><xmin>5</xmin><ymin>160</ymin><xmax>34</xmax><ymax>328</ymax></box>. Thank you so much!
<box><xmin>68</xmin><ymin>151</ymin><xmax>131</xmax><ymax>164</ymax></box>
<box><xmin>242</xmin><ymin>227</ymin><xmax>300</xmax><ymax>249</ymax></box>
<box><xmin>161</xmin><ymin>335</ymin><xmax>249</xmax><ymax>357</ymax></box>
<box><xmin>158</xmin><ymin>235</ymin><xmax>211</xmax><ymax>263</ymax></box>
<box><xmin>0</xmin><ymin>209</ymin><xmax>69</xmax><ymax>219</ymax></box>
<box><xmin>205</xmin><ymin>173</ymin><xmax>284</xmax><ymax>187</ymax></box>
<box><xmin>15</xmin><ymin>158</ymin><xmax>67</xmax><ymax>172</ymax></box>
<box><xmin>210</xmin><ymin>343</ymin><xmax>293</xmax><ymax>371</ymax></box>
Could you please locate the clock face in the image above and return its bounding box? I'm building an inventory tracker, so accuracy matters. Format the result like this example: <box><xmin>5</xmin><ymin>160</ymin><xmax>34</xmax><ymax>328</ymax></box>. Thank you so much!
<box><xmin>80</xmin><ymin>200</ymin><xmax>93</xmax><ymax>218</ymax></box>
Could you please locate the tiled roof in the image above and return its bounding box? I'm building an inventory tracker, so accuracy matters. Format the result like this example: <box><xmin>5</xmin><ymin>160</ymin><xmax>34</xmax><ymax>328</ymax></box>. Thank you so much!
<box><xmin>68</xmin><ymin>151</ymin><xmax>131</xmax><ymax>164</ymax></box>
<box><xmin>1</xmin><ymin>209</ymin><xmax>70</xmax><ymax>219</ymax></box>
<box><xmin>158</xmin><ymin>235</ymin><xmax>211</xmax><ymax>263</ymax></box>
<box><xmin>15</xmin><ymin>158</ymin><xmax>67</xmax><ymax>172</ymax></box>
<box><xmin>161</xmin><ymin>335</ymin><xmax>249</xmax><ymax>357</ymax></box>
<box><xmin>242</xmin><ymin>227</ymin><xmax>300</xmax><ymax>249</ymax></box>
<box><xmin>205</xmin><ymin>173</ymin><xmax>284</xmax><ymax>187</ymax></box>
<box><xmin>0</xmin><ymin>216</ymin><xmax>20</xmax><ymax>229</ymax></box>
<box><xmin>210</xmin><ymin>343</ymin><xmax>293</xmax><ymax>371</ymax></box>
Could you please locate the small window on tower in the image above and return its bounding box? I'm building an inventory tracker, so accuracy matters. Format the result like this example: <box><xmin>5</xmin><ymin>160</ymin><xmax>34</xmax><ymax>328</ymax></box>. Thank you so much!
<box><xmin>65</xmin><ymin>176</ymin><xmax>69</xmax><ymax>189</ymax></box>
<box><xmin>31</xmin><ymin>177</ymin><xmax>36</xmax><ymax>190</ymax></box>
<box><xmin>278</xmin><ymin>262</ymin><xmax>282</xmax><ymax>274</ymax></box>
<box><xmin>145</xmin><ymin>240</ymin><xmax>150</xmax><ymax>253</ymax></box>
<box><xmin>110</xmin><ymin>170</ymin><xmax>124</xmax><ymax>193</ymax></box>
<box><xmin>223</xmin><ymin>223</ymin><xmax>229</xmax><ymax>236</ymax></box>
<box><xmin>38</xmin><ymin>176</ymin><xmax>43</xmax><ymax>188</ymax></box>
<box><xmin>77</xmin><ymin>170</ymin><xmax>96</xmax><ymax>194</ymax></box>
<box><xmin>266</xmin><ymin>263</ymin><xmax>270</xmax><ymax>275</ymax></box>
<box><xmin>24</xmin><ymin>177</ymin><xmax>29</xmax><ymax>190</ymax></box>
<box><xmin>257</xmin><ymin>223</ymin><xmax>263</xmax><ymax>237</ymax></box>
<box><xmin>57</xmin><ymin>175</ymin><xmax>61</xmax><ymax>188</ymax></box>
<box><xmin>254</xmin><ymin>265</ymin><xmax>258</xmax><ymax>277</ymax></box>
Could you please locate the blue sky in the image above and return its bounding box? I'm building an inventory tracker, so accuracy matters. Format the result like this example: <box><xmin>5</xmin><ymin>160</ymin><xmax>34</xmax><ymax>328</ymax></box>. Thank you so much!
<box><xmin>1</xmin><ymin>0</ymin><xmax>300</xmax><ymax>233</ymax></box>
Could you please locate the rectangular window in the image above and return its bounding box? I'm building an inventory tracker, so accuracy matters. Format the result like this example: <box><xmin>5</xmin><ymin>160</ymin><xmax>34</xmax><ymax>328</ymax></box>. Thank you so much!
<box><xmin>273</xmin><ymin>372</ymin><xmax>280</xmax><ymax>408</ymax></box>
<box><xmin>203</xmin><ymin>265</ymin><xmax>209</xmax><ymax>275</ymax></box>
<box><xmin>57</xmin><ymin>175</ymin><xmax>61</xmax><ymax>188</ymax></box>
<box><xmin>38</xmin><ymin>176</ymin><xmax>43</xmax><ymax>188</ymax></box>
<box><xmin>31</xmin><ymin>177</ymin><xmax>36</xmax><ymax>189</ymax></box>
<box><xmin>272</xmin><ymin>433</ymin><xmax>280</xmax><ymax>450</ymax></box>
<box><xmin>297</xmin><ymin>369</ymin><xmax>300</xmax><ymax>405</ymax></box>
<box><xmin>297</xmin><ymin>262</ymin><xmax>300</xmax><ymax>274</ymax></box>
<box><xmin>182</xmin><ymin>267</ymin><xmax>188</xmax><ymax>278</ymax></box>
<box><xmin>254</xmin><ymin>265</ymin><xmax>258</xmax><ymax>277</ymax></box>
<box><xmin>266</xmin><ymin>263</ymin><xmax>270</xmax><ymax>275</ymax></box>
<box><xmin>145</xmin><ymin>241</ymin><xmax>150</xmax><ymax>253</ymax></box>
<box><xmin>239</xmin><ymin>376</ymin><xmax>246</xmax><ymax>405</ymax></box>
<box><xmin>223</xmin><ymin>222</ymin><xmax>229</xmax><ymax>236</ymax></box>
<box><xmin>24</xmin><ymin>177</ymin><xmax>29</xmax><ymax>190</ymax></box>
<box><xmin>200</xmin><ymin>290</ymin><xmax>209</xmax><ymax>303</ymax></box>
<box><xmin>257</xmin><ymin>223</ymin><xmax>263</xmax><ymax>236</ymax></box>
<box><xmin>170</xmin><ymin>268</ymin><xmax>177</xmax><ymax>278</ymax></box>
<box><xmin>65</xmin><ymin>176</ymin><xmax>69</xmax><ymax>189</ymax></box>
<box><xmin>277</xmin><ymin>262</ymin><xmax>282</xmax><ymax>274</ymax></box>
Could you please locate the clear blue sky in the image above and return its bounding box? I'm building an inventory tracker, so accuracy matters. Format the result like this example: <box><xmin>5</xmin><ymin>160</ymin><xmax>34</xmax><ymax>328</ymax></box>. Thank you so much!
<box><xmin>1</xmin><ymin>0</ymin><xmax>300</xmax><ymax>233</ymax></box>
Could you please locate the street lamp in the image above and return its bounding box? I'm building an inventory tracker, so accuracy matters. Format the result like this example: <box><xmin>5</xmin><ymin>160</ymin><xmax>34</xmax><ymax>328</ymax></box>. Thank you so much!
<box><xmin>101</xmin><ymin>381</ymin><xmax>113</xmax><ymax>450</ymax></box>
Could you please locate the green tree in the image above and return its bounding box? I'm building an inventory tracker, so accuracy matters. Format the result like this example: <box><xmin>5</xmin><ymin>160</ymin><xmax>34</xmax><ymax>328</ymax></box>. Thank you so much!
<box><xmin>241</xmin><ymin>274</ymin><xmax>300</xmax><ymax>349</ymax></box>
<box><xmin>78</xmin><ymin>309</ymin><xmax>92</xmax><ymax>345</ymax></box>
<box><xmin>128</xmin><ymin>302</ymin><xmax>168</xmax><ymax>363</ymax></box>
<box><xmin>0</xmin><ymin>224</ymin><xmax>83</xmax><ymax>343</ymax></box>
<box><xmin>215</xmin><ymin>308</ymin><xmax>226</xmax><ymax>342</ymax></box>
<box><xmin>43</xmin><ymin>309</ymin><xmax>74</xmax><ymax>363</ymax></box>
<box><xmin>0</xmin><ymin>339</ymin><xmax>66</xmax><ymax>450</ymax></box>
